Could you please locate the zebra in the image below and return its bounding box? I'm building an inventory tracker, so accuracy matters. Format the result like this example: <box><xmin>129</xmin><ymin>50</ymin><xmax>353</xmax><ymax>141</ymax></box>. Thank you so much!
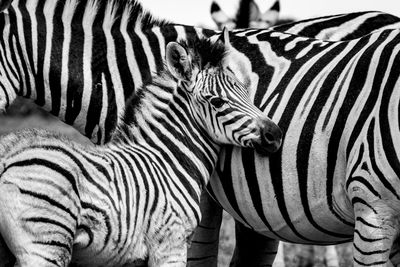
<box><xmin>192</xmin><ymin>10</ymin><xmax>400</xmax><ymax>267</ymax></box>
<box><xmin>210</xmin><ymin>0</ymin><xmax>280</xmax><ymax>30</ymax></box>
<box><xmin>203</xmin><ymin>26</ymin><xmax>400</xmax><ymax>266</ymax></box>
<box><xmin>219</xmin><ymin>8</ymin><xmax>399</xmax><ymax>267</ymax></box>
<box><xmin>0</xmin><ymin>29</ymin><xmax>282</xmax><ymax>266</ymax></box>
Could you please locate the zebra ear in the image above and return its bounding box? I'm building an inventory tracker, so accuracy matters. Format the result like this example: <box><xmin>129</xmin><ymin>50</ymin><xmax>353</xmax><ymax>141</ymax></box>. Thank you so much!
<box><xmin>249</xmin><ymin>0</ymin><xmax>261</xmax><ymax>22</ymax></box>
<box><xmin>250</xmin><ymin>0</ymin><xmax>280</xmax><ymax>28</ymax></box>
<box><xmin>166</xmin><ymin>42</ymin><xmax>193</xmax><ymax>82</ymax></box>
<box><xmin>210</xmin><ymin>1</ymin><xmax>234</xmax><ymax>30</ymax></box>
<box><xmin>217</xmin><ymin>27</ymin><xmax>232</xmax><ymax>49</ymax></box>
<box><xmin>0</xmin><ymin>0</ymin><xmax>12</xmax><ymax>12</ymax></box>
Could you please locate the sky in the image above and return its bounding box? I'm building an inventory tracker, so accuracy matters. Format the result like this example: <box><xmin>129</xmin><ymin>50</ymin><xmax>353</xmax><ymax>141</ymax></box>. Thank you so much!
<box><xmin>138</xmin><ymin>0</ymin><xmax>400</xmax><ymax>29</ymax></box>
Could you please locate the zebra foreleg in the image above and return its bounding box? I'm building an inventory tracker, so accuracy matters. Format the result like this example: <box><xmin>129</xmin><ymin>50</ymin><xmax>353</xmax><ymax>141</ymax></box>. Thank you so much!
<box><xmin>230</xmin><ymin>222</ymin><xmax>279</xmax><ymax>267</ymax></box>
<box><xmin>147</xmin><ymin>224</ymin><xmax>188</xmax><ymax>267</ymax></box>
<box><xmin>352</xmin><ymin>197</ymin><xmax>399</xmax><ymax>267</ymax></box>
<box><xmin>187</xmin><ymin>191</ymin><xmax>223</xmax><ymax>267</ymax></box>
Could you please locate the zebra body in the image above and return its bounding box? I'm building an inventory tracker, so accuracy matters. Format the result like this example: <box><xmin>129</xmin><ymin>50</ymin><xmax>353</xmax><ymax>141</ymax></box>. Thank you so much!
<box><xmin>208</xmin><ymin>27</ymin><xmax>400</xmax><ymax>266</ymax></box>
<box><xmin>271</xmin><ymin>10</ymin><xmax>400</xmax><ymax>41</ymax></box>
<box><xmin>0</xmin><ymin>32</ymin><xmax>281</xmax><ymax>266</ymax></box>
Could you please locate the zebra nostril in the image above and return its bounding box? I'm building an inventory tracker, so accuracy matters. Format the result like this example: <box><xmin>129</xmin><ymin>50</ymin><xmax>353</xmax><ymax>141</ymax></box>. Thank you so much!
<box><xmin>264</xmin><ymin>132</ymin><xmax>275</xmax><ymax>144</ymax></box>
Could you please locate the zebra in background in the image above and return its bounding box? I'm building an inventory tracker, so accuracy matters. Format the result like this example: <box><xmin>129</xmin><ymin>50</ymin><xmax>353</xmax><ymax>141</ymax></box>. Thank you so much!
<box><xmin>0</xmin><ymin>27</ymin><xmax>282</xmax><ymax>266</ymax></box>
<box><xmin>210</xmin><ymin>0</ymin><xmax>280</xmax><ymax>30</ymax></box>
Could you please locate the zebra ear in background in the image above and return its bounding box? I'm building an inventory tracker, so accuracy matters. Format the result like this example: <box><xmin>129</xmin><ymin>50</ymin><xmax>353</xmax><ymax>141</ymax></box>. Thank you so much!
<box><xmin>250</xmin><ymin>0</ymin><xmax>280</xmax><ymax>28</ymax></box>
<box><xmin>210</xmin><ymin>1</ymin><xmax>235</xmax><ymax>30</ymax></box>
<box><xmin>0</xmin><ymin>0</ymin><xmax>12</xmax><ymax>12</ymax></box>
<box><xmin>166</xmin><ymin>42</ymin><xmax>193</xmax><ymax>82</ymax></box>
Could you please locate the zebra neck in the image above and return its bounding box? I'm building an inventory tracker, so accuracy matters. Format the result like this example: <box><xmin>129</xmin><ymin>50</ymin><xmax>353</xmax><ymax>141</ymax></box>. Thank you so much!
<box><xmin>113</xmin><ymin>80</ymin><xmax>220</xmax><ymax>189</ymax></box>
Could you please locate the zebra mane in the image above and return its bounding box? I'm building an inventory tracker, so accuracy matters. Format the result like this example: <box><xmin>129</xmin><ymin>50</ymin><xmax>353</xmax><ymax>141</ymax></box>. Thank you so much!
<box><xmin>125</xmin><ymin>0</ymin><xmax>172</xmax><ymax>29</ymax></box>
<box><xmin>60</xmin><ymin>0</ymin><xmax>171</xmax><ymax>31</ymax></box>
<box><xmin>178</xmin><ymin>37</ymin><xmax>228</xmax><ymax>68</ymax></box>
<box><xmin>115</xmin><ymin>37</ymin><xmax>228</xmax><ymax>143</ymax></box>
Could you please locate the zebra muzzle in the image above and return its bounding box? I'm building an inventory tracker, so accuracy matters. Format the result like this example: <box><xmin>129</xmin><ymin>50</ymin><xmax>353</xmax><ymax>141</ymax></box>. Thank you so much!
<box><xmin>253</xmin><ymin>119</ymin><xmax>282</xmax><ymax>155</ymax></box>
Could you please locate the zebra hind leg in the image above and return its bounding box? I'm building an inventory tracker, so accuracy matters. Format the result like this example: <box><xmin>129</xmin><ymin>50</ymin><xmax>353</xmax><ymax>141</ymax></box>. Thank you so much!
<box><xmin>230</xmin><ymin>222</ymin><xmax>279</xmax><ymax>267</ymax></box>
<box><xmin>0</xmin><ymin>182</ymin><xmax>73</xmax><ymax>267</ymax></box>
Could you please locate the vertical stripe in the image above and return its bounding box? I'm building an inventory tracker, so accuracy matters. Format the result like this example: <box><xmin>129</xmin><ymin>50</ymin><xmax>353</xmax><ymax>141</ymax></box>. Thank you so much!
<box><xmin>42</xmin><ymin>0</ymin><xmax>58</xmax><ymax>111</ymax></box>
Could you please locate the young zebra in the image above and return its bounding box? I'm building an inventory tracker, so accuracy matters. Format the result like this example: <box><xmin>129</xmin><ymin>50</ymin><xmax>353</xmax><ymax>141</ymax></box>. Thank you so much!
<box><xmin>210</xmin><ymin>0</ymin><xmax>280</xmax><ymax>30</ymax></box>
<box><xmin>0</xmin><ymin>32</ymin><xmax>281</xmax><ymax>266</ymax></box>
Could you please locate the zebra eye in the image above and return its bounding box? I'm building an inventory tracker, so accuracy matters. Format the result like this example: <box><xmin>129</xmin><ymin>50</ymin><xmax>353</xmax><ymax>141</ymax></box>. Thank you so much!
<box><xmin>210</xmin><ymin>98</ymin><xmax>227</xmax><ymax>108</ymax></box>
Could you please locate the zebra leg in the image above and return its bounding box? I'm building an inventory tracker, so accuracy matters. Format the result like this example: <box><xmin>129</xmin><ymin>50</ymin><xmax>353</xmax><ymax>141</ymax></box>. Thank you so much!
<box><xmin>0</xmin><ymin>182</ymin><xmax>73</xmax><ymax>266</ymax></box>
<box><xmin>273</xmin><ymin>242</ymin><xmax>285</xmax><ymax>267</ymax></box>
<box><xmin>389</xmin><ymin>241</ymin><xmax>400</xmax><ymax>266</ymax></box>
<box><xmin>0</xmin><ymin>235</ymin><xmax>14</xmax><ymax>266</ymax></box>
<box><xmin>352</xmin><ymin>198</ymin><xmax>399</xmax><ymax>266</ymax></box>
<box><xmin>148</xmin><ymin>222</ymin><xmax>188</xmax><ymax>267</ymax></box>
<box><xmin>325</xmin><ymin>245</ymin><xmax>339</xmax><ymax>267</ymax></box>
<box><xmin>187</xmin><ymin>191</ymin><xmax>223</xmax><ymax>267</ymax></box>
<box><xmin>230</xmin><ymin>222</ymin><xmax>279</xmax><ymax>267</ymax></box>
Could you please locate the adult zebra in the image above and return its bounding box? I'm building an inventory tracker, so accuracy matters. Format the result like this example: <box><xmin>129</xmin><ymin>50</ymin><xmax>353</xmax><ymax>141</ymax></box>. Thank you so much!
<box><xmin>204</xmin><ymin>26</ymin><xmax>400</xmax><ymax>267</ymax></box>
<box><xmin>194</xmin><ymin>10</ymin><xmax>400</xmax><ymax>267</ymax></box>
<box><xmin>0</xmin><ymin>29</ymin><xmax>281</xmax><ymax>266</ymax></box>
<box><xmin>210</xmin><ymin>0</ymin><xmax>280</xmax><ymax>30</ymax></box>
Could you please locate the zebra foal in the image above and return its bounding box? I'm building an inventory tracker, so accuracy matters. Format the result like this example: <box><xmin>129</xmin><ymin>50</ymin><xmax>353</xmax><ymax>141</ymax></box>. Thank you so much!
<box><xmin>0</xmin><ymin>32</ymin><xmax>281</xmax><ymax>266</ymax></box>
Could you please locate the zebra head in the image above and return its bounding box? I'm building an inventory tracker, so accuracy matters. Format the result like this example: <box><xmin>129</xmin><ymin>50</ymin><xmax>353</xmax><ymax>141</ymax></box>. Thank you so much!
<box><xmin>210</xmin><ymin>0</ymin><xmax>280</xmax><ymax>30</ymax></box>
<box><xmin>165</xmin><ymin>28</ymin><xmax>282</xmax><ymax>154</ymax></box>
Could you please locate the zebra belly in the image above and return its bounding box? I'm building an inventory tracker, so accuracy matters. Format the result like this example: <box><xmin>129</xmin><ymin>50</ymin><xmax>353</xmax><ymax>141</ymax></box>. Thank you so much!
<box><xmin>210</xmin><ymin>149</ymin><xmax>355</xmax><ymax>245</ymax></box>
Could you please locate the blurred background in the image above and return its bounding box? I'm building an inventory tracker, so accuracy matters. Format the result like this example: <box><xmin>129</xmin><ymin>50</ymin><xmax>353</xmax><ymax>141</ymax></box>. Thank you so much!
<box><xmin>2</xmin><ymin>0</ymin><xmax>400</xmax><ymax>266</ymax></box>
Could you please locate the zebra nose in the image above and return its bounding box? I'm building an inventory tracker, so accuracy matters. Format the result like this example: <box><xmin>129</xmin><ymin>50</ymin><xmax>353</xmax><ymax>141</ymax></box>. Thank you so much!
<box><xmin>255</xmin><ymin>118</ymin><xmax>282</xmax><ymax>155</ymax></box>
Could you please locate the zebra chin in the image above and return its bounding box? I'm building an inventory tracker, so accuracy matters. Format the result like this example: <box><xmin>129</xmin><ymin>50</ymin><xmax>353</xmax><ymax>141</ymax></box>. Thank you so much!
<box><xmin>251</xmin><ymin>139</ymin><xmax>280</xmax><ymax>155</ymax></box>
